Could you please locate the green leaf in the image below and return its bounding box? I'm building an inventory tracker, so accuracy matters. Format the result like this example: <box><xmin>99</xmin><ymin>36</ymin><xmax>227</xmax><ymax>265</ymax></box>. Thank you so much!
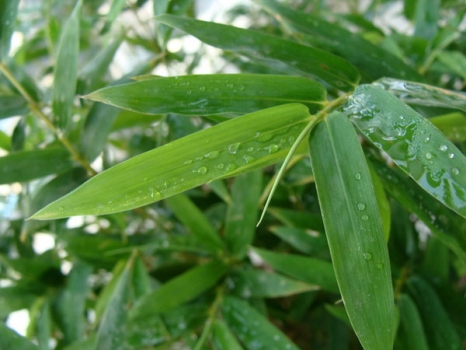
<box><xmin>132</xmin><ymin>256</ymin><xmax>152</xmax><ymax>299</ymax></box>
<box><xmin>269</xmin><ymin>226</ymin><xmax>328</xmax><ymax>255</ymax></box>
<box><xmin>408</xmin><ymin>276</ymin><xmax>462</xmax><ymax>350</ymax></box>
<box><xmin>367</xmin><ymin>161</ymin><xmax>391</xmax><ymax>240</ymax></box>
<box><xmin>251</xmin><ymin>247</ymin><xmax>338</xmax><ymax>293</ymax></box>
<box><xmin>345</xmin><ymin>84</ymin><xmax>466</xmax><ymax>219</ymax></box>
<box><xmin>228</xmin><ymin>269</ymin><xmax>316</xmax><ymax>298</ymax></box>
<box><xmin>212</xmin><ymin>320</ymin><xmax>243</xmax><ymax>350</ymax></box>
<box><xmin>52</xmin><ymin>0</ymin><xmax>81</xmax><ymax>131</ymax></box>
<box><xmin>413</xmin><ymin>0</ymin><xmax>440</xmax><ymax>40</ymax></box>
<box><xmin>165</xmin><ymin>194</ymin><xmax>224</xmax><ymax>253</ymax></box>
<box><xmin>436</xmin><ymin>51</ymin><xmax>466</xmax><ymax>79</ymax></box>
<box><xmin>31</xmin><ymin>104</ymin><xmax>310</xmax><ymax>220</ymax></box>
<box><xmin>221</xmin><ymin>296</ymin><xmax>300</xmax><ymax>350</ymax></box>
<box><xmin>0</xmin><ymin>322</ymin><xmax>39</xmax><ymax>350</ymax></box>
<box><xmin>0</xmin><ymin>95</ymin><xmax>28</xmax><ymax>119</ymax></box>
<box><xmin>430</xmin><ymin>112</ymin><xmax>466</xmax><ymax>142</ymax></box>
<box><xmin>0</xmin><ymin>286</ymin><xmax>36</xmax><ymax>318</ymax></box>
<box><xmin>85</xmin><ymin>74</ymin><xmax>327</xmax><ymax>115</ymax></box>
<box><xmin>156</xmin><ymin>15</ymin><xmax>360</xmax><ymax>91</ymax></box>
<box><xmin>0</xmin><ymin>0</ymin><xmax>20</xmax><ymax>59</ymax></box>
<box><xmin>225</xmin><ymin>170</ymin><xmax>262</xmax><ymax>258</ymax></box>
<box><xmin>395</xmin><ymin>294</ymin><xmax>429</xmax><ymax>350</ymax></box>
<box><xmin>100</xmin><ymin>0</ymin><xmax>126</xmax><ymax>34</ymax></box>
<box><xmin>309</xmin><ymin>111</ymin><xmax>394</xmax><ymax>350</ymax></box>
<box><xmin>130</xmin><ymin>259</ymin><xmax>228</xmax><ymax>320</ymax></box>
<box><xmin>94</xmin><ymin>257</ymin><xmax>133</xmax><ymax>350</ymax></box>
<box><xmin>257</xmin><ymin>0</ymin><xmax>424</xmax><ymax>82</ymax></box>
<box><xmin>374</xmin><ymin>78</ymin><xmax>466</xmax><ymax>113</ymax></box>
<box><xmin>0</xmin><ymin>148</ymin><xmax>73</xmax><ymax>184</ymax></box>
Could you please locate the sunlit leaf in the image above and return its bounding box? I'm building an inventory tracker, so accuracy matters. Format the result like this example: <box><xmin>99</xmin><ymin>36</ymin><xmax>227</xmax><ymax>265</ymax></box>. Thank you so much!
<box><xmin>309</xmin><ymin>111</ymin><xmax>394</xmax><ymax>350</ymax></box>
<box><xmin>251</xmin><ymin>247</ymin><xmax>338</xmax><ymax>293</ymax></box>
<box><xmin>31</xmin><ymin>104</ymin><xmax>311</xmax><ymax>219</ymax></box>
<box><xmin>0</xmin><ymin>0</ymin><xmax>20</xmax><ymax>59</ymax></box>
<box><xmin>221</xmin><ymin>296</ymin><xmax>300</xmax><ymax>350</ymax></box>
<box><xmin>156</xmin><ymin>15</ymin><xmax>360</xmax><ymax>91</ymax></box>
<box><xmin>85</xmin><ymin>74</ymin><xmax>327</xmax><ymax>115</ymax></box>
<box><xmin>0</xmin><ymin>148</ymin><xmax>73</xmax><ymax>184</ymax></box>
<box><xmin>52</xmin><ymin>0</ymin><xmax>81</xmax><ymax>131</ymax></box>
<box><xmin>345</xmin><ymin>84</ymin><xmax>466</xmax><ymax>219</ymax></box>
<box><xmin>130</xmin><ymin>260</ymin><xmax>228</xmax><ymax>320</ymax></box>
<box><xmin>374</xmin><ymin>77</ymin><xmax>466</xmax><ymax>113</ymax></box>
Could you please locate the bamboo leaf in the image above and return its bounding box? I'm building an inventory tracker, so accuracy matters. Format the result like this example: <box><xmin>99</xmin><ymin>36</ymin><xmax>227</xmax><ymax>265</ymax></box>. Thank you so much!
<box><xmin>269</xmin><ymin>226</ymin><xmax>328</xmax><ymax>255</ymax></box>
<box><xmin>257</xmin><ymin>0</ymin><xmax>424</xmax><ymax>82</ymax></box>
<box><xmin>130</xmin><ymin>260</ymin><xmax>228</xmax><ymax>320</ymax></box>
<box><xmin>0</xmin><ymin>0</ymin><xmax>20</xmax><ymax>59</ymax></box>
<box><xmin>52</xmin><ymin>0</ymin><xmax>81</xmax><ymax>132</ymax></box>
<box><xmin>156</xmin><ymin>15</ymin><xmax>360</xmax><ymax>91</ymax></box>
<box><xmin>430</xmin><ymin>112</ymin><xmax>466</xmax><ymax>142</ymax></box>
<box><xmin>374</xmin><ymin>78</ymin><xmax>466</xmax><ymax>112</ymax></box>
<box><xmin>436</xmin><ymin>51</ymin><xmax>466</xmax><ymax>79</ymax></box>
<box><xmin>309</xmin><ymin>111</ymin><xmax>394</xmax><ymax>350</ymax></box>
<box><xmin>31</xmin><ymin>104</ymin><xmax>310</xmax><ymax>220</ymax></box>
<box><xmin>224</xmin><ymin>170</ymin><xmax>262</xmax><ymax>258</ymax></box>
<box><xmin>100</xmin><ymin>0</ymin><xmax>126</xmax><ymax>34</ymax></box>
<box><xmin>0</xmin><ymin>95</ymin><xmax>28</xmax><ymax>119</ymax></box>
<box><xmin>212</xmin><ymin>320</ymin><xmax>243</xmax><ymax>350</ymax></box>
<box><xmin>0</xmin><ymin>148</ymin><xmax>73</xmax><ymax>184</ymax></box>
<box><xmin>85</xmin><ymin>74</ymin><xmax>327</xmax><ymax>115</ymax></box>
<box><xmin>251</xmin><ymin>247</ymin><xmax>338</xmax><ymax>293</ymax></box>
<box><xmin>345</xmin><ymin>84</ymin><xmax>466</xmax><ymax>219</ymax></box>
<box><xmin>165</xmin><ymin>194</ymin><xmax>224</xmax><ymax>253</ymax></box>
<box><xmin>395</xmin><ymin>294</ymin><xmax>429</xmax><ymax>350</ymax></box>
<box><xmin>0</xmin><ymin>322</ymin><xmax>39</xmax><ymax>350</ymax></box>
<box><xmin>221</xmin><ymin>296</ymin><xmax>300</xmax><ymax>350</ymax></box>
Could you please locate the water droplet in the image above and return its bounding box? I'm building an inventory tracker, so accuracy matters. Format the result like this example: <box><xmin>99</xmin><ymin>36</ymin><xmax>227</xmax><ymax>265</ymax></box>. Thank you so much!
<box><xmin>354</xmin><ymin>173</ymin><xmax>362</xmax><ymax>180</ymax></box>
<box><xmin>228</xmin><ymin>142</ymin><xmax>240</xmax><ymax>154</ymax></box>
<box><xmin>424</xmin><ymin>136</ymin><xmax>431</xmax><ymax>143</ymax></box>
<box><xmin>184</xmin><ymin>159</ymin><xmax>193</xmax><ymax>164</ymax></box>
<box><xmin>361</xmin><ymin>214</ymin><xmax>369</xmax><ymax>221</ymax></box>
<box><xmin>363</xmin><ymin>252</ymin><xmax>372</xmax><ymax>260</ymax></box>
<box><xmin>141</xmin><ymin>177</ymin><xmax>148</xmax><ymax>182</ymax></box>
<box><xmin>194</xmin><ymin>166</ymin><xmax>208</xmax><ymax>175</ymax></box>
<box><xmin>288</xmin><ymin>136</ymin><xmax>296</xmax><ymax>144</ymax></box>
<box><xmin>239</xmin><ymin>84</ymin><xmax>246</xmax><ymax>91</ymax></box>
<box><xmin>439</xmin><ymin>145</ymin><xmax>448</xmax><ymax>152</ymax></box>
<box><xmin>377</xmin><ymin>263</ymin><xmax>384</xmax><ymax>269</ymax></box>
<box><xmin>186</xmin><ymin>90</ymin><xmax>192</xmax><ymax>95</ymax></box>
<box><xmin>425</xmin><ymin>152</ymin><xmax>433</xmax><ymax>159</ymax></box>
<box><xmin>357</xmin><ymin>203</ymin><xmax>366</xmax><ymax>211</ymax></box>
<box><xmin>58</xmin><ymin>206</ymin><xmax>64</xmax><ymax>211</ymax></box>
<box><xmin>273</xmin><ymin>335</ymin><xmax>280</xmax><ymax>341</ymax></box>
<box><xmin>256</xmin><ymin>133</ymin><xmax>273</xmax><ymax>142</ymax></box>
<box><xmin>205</xmin><ymin>150</ymin><xmax>220</xmax><ymax>158</ymax></box>
<box><xmin>268</xmin><ymin>144</ymin><xmax>279</xmax><ymax>154</ymax></box>
<box><xmin>164</xmin><ymin>181</ymin><xmax>169</xmax><ymax>188</ymax></box>
<box><xmin>199</xmin><ymin>86</ymin><xmax>206</xmax><ymax>91</ymax></box>
<box><xmin>148</xmin><ymin>187</ymin><xmax>156</xmax><ymax>198</ymax></box>
<box><xmin>217</xmin><ymin>163</ymin><xmax>224</xmax><ymax>169</ymax></box>
<box><xmin>448</xmin><ymin>153</ymin><xmax>455</xmax><ymax>159</ymax></box>
<box><xmin>243</xmin><ymin>155</ymin><xmax>255</xmax><ymax>164</ymax></box>
<box><xmin>247</xmin><ymin>146</ymin><xmax>254</xmax><ymax>152</ymax></box>
<box><xmin>452</xmin><ymin>168</ymin><xmax>460</xmax><ymax>175</ymax></box>
<box><xmin>107</xmin><ymin>200</ymin><xmax>113</xmax><ymax>204</ymax></box>
<box><xmin>226</xmin><ymin>164</ymin><xmax>237</xmax><ymax>172</ymax></box>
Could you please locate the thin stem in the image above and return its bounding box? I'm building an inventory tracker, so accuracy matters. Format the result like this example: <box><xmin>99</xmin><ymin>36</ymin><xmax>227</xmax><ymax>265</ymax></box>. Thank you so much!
<box><xmin>0</xmin><ymin>62</ymin><xmax>97</xmax><ymax>176</ymax></box>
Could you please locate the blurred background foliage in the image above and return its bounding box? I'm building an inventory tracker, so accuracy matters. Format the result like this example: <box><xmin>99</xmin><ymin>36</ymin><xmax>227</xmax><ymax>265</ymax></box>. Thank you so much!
<box><xmin>0</xmin><ymin>0</ymin><xmax>466</xmax><ymax>349</ymax></box>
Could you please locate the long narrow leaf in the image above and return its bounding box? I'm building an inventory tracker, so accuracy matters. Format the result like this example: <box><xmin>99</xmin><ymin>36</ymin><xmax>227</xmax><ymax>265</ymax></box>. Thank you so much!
<box><xmin>309</xmin><ymin>111</ymin><xmax>394</xmax><ymax>350</ymax></box>
<box><xmin>85</xmin><ymin>74</ymin><xmax>327</xmax><ymax>115</ymax></box>
<box><xmin>395</xmin><ymin>294</ymin><xmax>429</xmax><ymax>350</ymax></box>
<box><xmin>0</xmin><ymin>0</ymin><xmax>20</xmax><ymax>59</ymax></box>
<box><xmin>345</xmin><ymin>84</ymin><xmax>466</xmax><ymax>219</ymax></box>
<box><xmin>0</xmin><ymin>322</ymin><xmax>39</xmax><ymax>350</ymax></box>
<box><xmin>156</xmin><ymin>15</ymin><xmax>360</xmax><ymax>91</ymax></box>
<box><xmin>31</xmin><ymin>104</ymin><xmax>310</xmax><ymax>220</ymax></box>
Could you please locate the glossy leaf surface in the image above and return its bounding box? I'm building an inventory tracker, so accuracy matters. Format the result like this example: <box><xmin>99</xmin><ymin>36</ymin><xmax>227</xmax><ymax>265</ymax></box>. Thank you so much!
<box><xmin>309</xmin><ymin>111</ymin><xmax>394</xmax><ymax>350</ymax></box>
<box><xmin>0</xmin><ymin>148</ymin><xmax>73</xmax><ymax>184</ymax></box>
<box><xmin>131</xmin><ymin>260</ymin><xmax>228</xmax><ymax>320</ymax></box>
<box><xmin>156</xmin><ymin>15</ymin><xmax>360</xmax><ymax>91</ymax></box>
<box><xmin>86</xmin><ymin>74</ymin><xmax>327</xmax><ymax>115</ymax></box>
<box><xmin>345</xmin><ymin>84</ymin><xmax>466</xmax><ymax>219</ymax></box>
<box><xmin>31</xmin><ymin>104</ymin><xmax>310</xmax><ymax>219</ymax></box>
<box><xmin>221</xmin><ymin>296</ymin><xmax>300</xmax><ymax>350</ymax></box>
<box><xmin>258</xmin><ymin>0</ymin><xmax>424</xmax><ymax>82</ymax></box>
<box><xmin>0</xmin><ymin>0</ymin><xmax>20</xmax><ymax>59</ymax></box>
<box><xmin>374</xmin><ymin>78</ymin><xmax>466</xmax><ymax>113</ymax></box>
<box><xmin>52</xmin><ymin>0</ymin><xmax>81</xmax><ymax>131</ymax></box>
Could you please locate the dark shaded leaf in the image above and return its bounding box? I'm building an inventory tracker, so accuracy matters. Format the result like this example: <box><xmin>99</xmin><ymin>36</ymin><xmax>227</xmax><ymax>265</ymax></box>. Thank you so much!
<box><xmin>0</xmin><ymin>0</ymin><xmax>20</xmax><ymax>59</ymax></box>
<box><xmin>0</xmin><ymin>322</ymin><xmax>39</xmax><ymax>350</ymax></box>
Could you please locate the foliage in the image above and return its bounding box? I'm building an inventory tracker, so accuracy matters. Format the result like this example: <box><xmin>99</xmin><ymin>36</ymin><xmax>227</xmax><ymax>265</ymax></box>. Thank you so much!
<box><xmin>1</xmin><ymin>0</ymin><xmax>466</xmax><ymax>349</ymax></box>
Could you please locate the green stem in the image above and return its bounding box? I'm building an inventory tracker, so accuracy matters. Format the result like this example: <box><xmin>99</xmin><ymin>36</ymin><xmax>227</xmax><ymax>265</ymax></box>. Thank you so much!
<box><xmin>0</xmin><ymin>62</ymin><xmax>97</xmax><ymax>176</ymax></box>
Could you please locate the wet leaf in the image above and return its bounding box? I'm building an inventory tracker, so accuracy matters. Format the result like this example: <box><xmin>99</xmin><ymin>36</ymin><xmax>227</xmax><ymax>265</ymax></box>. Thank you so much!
<box><xmin>345</xmin><ymin>84</ymin><xmax>466</xmax><ymax>219</ymax></box>
<box><xmin>52</xmin><ymin>0</ymin><xmax>81</xmax><ymax>132</ymax></box>
<box><xmin>257</xmin><ymin>0</ymin><xmax>424</xmax><ymax>82</ymax></box>
<box><xmin>0</xmin><ymin>322</ymin><xmax>39</xmax><ymax>350</ymax></box>
<box><xmin>374</xmin><ymin>77</ymin><xmax>466</xmax><ymax>113</ymax></box>
<box><xmin>251</xmin><ymin>247</ymin><xmax>338</xmax><ymax>293</ymax></box>
<box><xmin>221</xmin><ymin>296</ymin><xmax>300</xmax><ymax>350</ymax></box>
<box><xmin>309</xmin><ymin>111</ymin><xmax>394</xmax><ymax>350</ymax></box>
<box><xmin>228</xmin><ymin>269</ymin><xmax>316</xmax><ymax>298</ymax></box>
<box><xmin>408</xmin><ymin>276</ymin><xmax>462</xmax><ymax>350</ymax></box>
<box><xmin>0</xmin><ymin>148</ymin><xmax>73</xmax><ymax>184</ymax></box>
<box><xmin>156</xmin><ymin>15</ymin><xmax>360</xmax><ymax>91</ymax></box>
<box><xmin>224</xmin><ymin>170</ymin><xmax>262</xmax><ymax>258</ymax></box>
<box><xmin>165</xmin><ymin>194</ymin><xmax>224</xmax><ymax>253</ymax></box>
<box><xmin>130</xmin><ymin>260</ymin><xmax>228</xmax><ymax>320</ymax></box>
<box><xmin>31</xmin><ymin>104</ymin><xmax>310</xmax><ymax>219</ymax></box>
<box><xmin>0</xmin><ymin>0</ymin><xmax>20</xmax><ymax>59</ymax></box>
<box><xmin>395</xmin><ymin>294</ymin><xmax>429</xmax><ymax>350</ymax></box>
<box><xmin>85</xmin><ymin>74</ymin><xmax>327</xmax><ymax>115</ymax></box>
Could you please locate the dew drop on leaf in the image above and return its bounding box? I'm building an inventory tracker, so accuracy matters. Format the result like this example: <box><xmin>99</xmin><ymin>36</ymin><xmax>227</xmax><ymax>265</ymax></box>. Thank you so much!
<box><xmin>194</xmin><ymin>166</ymin><xmax>208</xmax><ymax>175</ymax></box>
<box><xmin>357</xmin><ymin>203</ymin><xmax>366</xmax><ymax>211</ymax></box>
<box><xmin>205</xmin><ymin>150</ymin><xmax>220</xmax><ymax>158</ymax></box>
<box><xmin>354</xmin><ymin>172</ymin><xmax>362</xmax><ymax>180</ymax></box>
<box><xmin>439</xmin><ymin>145</ymin><xmax>448</xmax><ymax>152</ymax></box>
<box><xmin>268</xmin><ymin>144</ymin><xmax>279</xmax><ymax>154</ymax></box>
<box><xmin>363</xmin><ymin>252</ymin><xmax>373</xmax><ymax>260</ymax></box>
<box><xmin>361</xmin><ymin>214</ymin><xmax>369</xmax><ymax>221</ymax></box>
<box><xmin>58</xmin><ymin>206</ymin><xmax>64</xmax><ymax>211</ymax></box>
<box><xmin>452</xmin><ymin>168</ymin><xmax>460</xmax><ymax>175</ymax></box>
<box><xmin>228</xmin><ymin>142</ymin><xmax>240</xmax><ymax>154</ymax></box>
